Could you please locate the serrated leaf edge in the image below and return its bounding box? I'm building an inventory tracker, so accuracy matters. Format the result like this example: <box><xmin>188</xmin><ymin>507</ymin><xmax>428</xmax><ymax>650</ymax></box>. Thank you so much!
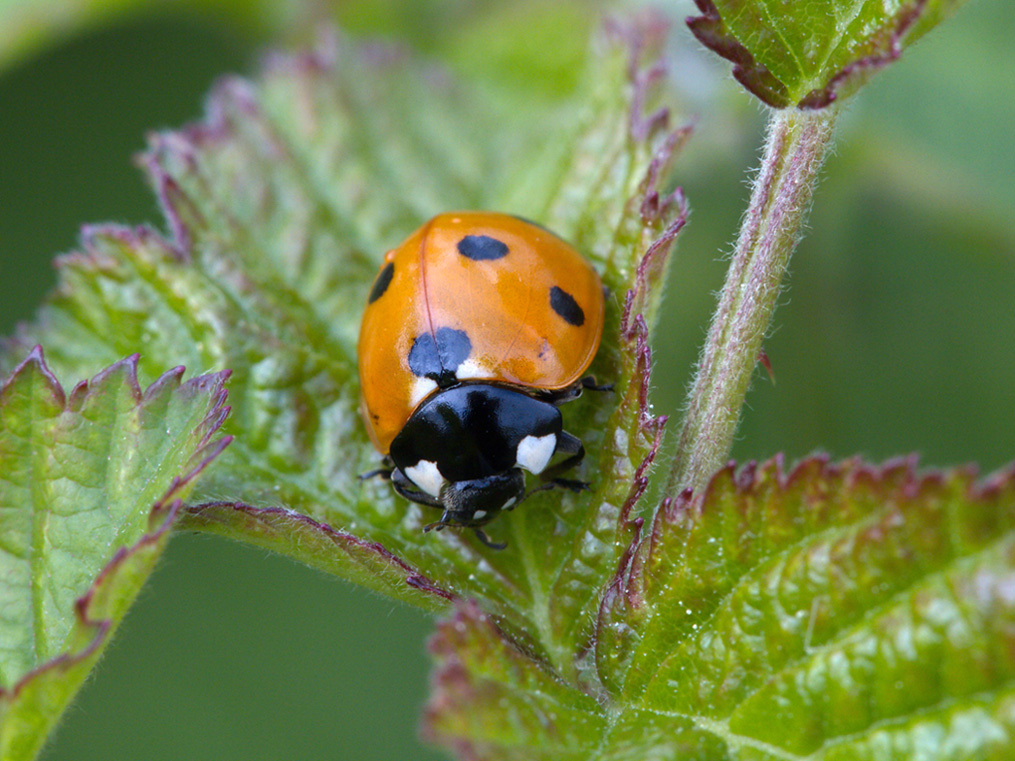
<box><xmin>0</xmin><ymin>347</ymin><xmax>232</xmax><ymax>700</ymax></box>
<box><xmin>798</xmin><ymin>0</ymin><xmax>933</xmax><ymax>109</ymax></box>
<box><xmin>546</xmin><ymin>11</ymin><xmax>691</xmax><ymax>674</ymax></box>
<box><xmin>686</xmin><ymin>0</ymin><xmax>791</xmax><ymax>109</ymax></box>
<box><xmin>181</xmin><ymin>501</ymin><xmax>459</xmax><ymax>604</ymax></box>
<box><xmin>599</xmin><ymin>453</ymin><xmax>1015</xmax><ymax>693</ymax></box>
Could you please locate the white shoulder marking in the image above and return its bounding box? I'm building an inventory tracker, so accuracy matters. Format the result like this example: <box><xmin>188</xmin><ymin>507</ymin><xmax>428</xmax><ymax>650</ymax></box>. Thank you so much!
<box><xmin>404</xmin><ymin>460</ymin><xmax>445</xmax><ymax>498</ymax></box>
<box><xmin>409</xmin><ymin>377</ymin><xmax>439</xmax><ymax>408</ymax></box>
<box><xmin>516</xmin><ymin>433</ymin><xmax>557</xmax><ymax>474</ymax></box>
<box><xmin>454</xmin><ymin>358</ymin><xmax>488</xmax><ymax>380</ymax></box>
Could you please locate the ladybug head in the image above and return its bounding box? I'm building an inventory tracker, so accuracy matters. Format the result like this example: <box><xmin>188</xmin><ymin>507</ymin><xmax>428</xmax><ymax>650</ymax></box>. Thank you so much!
<box><xmin>426</xmin><ymin>469</ymin><xmax>526</xmax><ymax>531</ymax></box>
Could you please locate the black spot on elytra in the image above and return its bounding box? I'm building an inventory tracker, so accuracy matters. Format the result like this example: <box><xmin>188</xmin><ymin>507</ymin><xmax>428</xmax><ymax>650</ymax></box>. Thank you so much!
<box><xmin>458</xmin><ymin>235</ymin><xmax>508</xmax><ymax>261</ymax></box>
<box><xmin>408</xmin><ymin>327</ymin><xmax>472</xmax><ymax>388</ymax></box>
<box><xmin>368</xmin><ymin>262</ymin><xmax>394</xmax><ymax>303</ymax></box>
<box><xmin>550</xmin><ymin>286</ymin><xmax>585</xmax><ymax>327</ymax></box>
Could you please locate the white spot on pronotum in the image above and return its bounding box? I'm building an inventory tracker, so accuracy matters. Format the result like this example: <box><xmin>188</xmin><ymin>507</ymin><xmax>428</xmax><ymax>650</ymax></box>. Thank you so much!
<box><xmin>473</xmin><ymin>510</ymin><xmax>488</xmax><ymax>520</ymax></box>
<box><xmin>409</xmin><ymin>377</ymin><xmax>439</xmax><ymax>408</ymax></box>
<box><xmin>454</xmin><ymin>358</ymin><xmax>488</xmax><ymax>380</ymax></box>
<box><xmin>404</xmin><ymin>460</ymin><xmax>445</xmax><ymax>498</ymax></box>
<box><xmin>503</xmin><ymin>497</ymin><xmax>517</xmax><ymax>509</ymax></box>
<box><xmin>516</xmin><ymin>433</ymin><xmax>556</xmax><ymax>474</ymax></box>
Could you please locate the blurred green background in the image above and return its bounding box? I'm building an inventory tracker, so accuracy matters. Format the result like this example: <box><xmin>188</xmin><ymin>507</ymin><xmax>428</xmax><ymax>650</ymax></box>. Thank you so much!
<box><xmin>1</xmin><ymin>1</ymin><xmax>1012</xmax><ymax>758</ymax></box>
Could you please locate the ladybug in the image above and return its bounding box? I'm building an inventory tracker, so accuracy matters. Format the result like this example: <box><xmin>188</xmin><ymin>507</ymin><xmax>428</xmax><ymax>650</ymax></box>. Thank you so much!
<box><xmin>358</xmin><ymin>212</ymin><xmax>606</xmax><ymax>548</ymax></box>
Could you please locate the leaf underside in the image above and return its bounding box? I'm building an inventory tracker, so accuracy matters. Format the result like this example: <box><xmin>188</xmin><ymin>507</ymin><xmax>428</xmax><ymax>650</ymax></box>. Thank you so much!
<box><xmin>427</xmin><ymin>456</ymin><xmax>1015</xmax><ymax>760</ymax></box>
<box><xmin>0</xmin><ymin>349</ymin><xmax>230</xmax><ymax>759</ymax></box>
<box><xmin>687</xmin><ymin>0</ymin><xmax>969</xmax><ymax>108</ymax></box>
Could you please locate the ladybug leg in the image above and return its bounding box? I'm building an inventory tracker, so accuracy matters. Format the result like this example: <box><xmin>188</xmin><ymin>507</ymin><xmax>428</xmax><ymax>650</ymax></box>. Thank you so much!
<box><xmin>390</xmin><ymin>468</ymin><xmax>445</xmax><ymax>509</ymax></box>
<box><xmin>580</xmin><ymin>376</ymin><xmax>614</xmax><ymax>393</ymax></box>
<box><xmin>358</xmin><ymin>467</ymin><xmax>392</xmax><ymax>481</ymax></box>
<box><xmin>423</xmin><ymin>514</ymin><xmax>507</xmax><ymax>551</ymax></box>
<box><xmin>358</xmin><ymin>456</ymin><xmax>396</xmax><ymax>481</ymax></box>
<box><xmin>472</xmin><ymin>529</ymin><xmax>507</xmax><ymax>551</ymax></box>
<box><xmin>543</xmin><ymin>377</ymin><xmax>614</xmax><ymax>407</ymax></box>
<box><xmin>538</xmin><ymin>431</ymin><xmax>590</xmax><ymax>492</ymax></box>
<box><xmin>423</xmin><ymin>511</ymin><xmax>452</xmax><ymax>532</ymax></box>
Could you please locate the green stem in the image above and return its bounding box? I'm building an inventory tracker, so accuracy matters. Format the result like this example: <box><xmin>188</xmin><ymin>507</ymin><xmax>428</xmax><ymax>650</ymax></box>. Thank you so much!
<box><xmin>667</xmin><ymin>106</ymin><xmax>839</xmax><ymax>496</ymax></box>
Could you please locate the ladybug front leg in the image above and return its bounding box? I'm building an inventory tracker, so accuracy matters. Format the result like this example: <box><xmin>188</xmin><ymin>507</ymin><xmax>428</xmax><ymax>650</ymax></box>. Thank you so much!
<box><xmin>362</xmin><ymin>462</ymin><xmax>446</xmax><ymax>510</ymax></box>
<box><xmin>389</xmin><ymin>468</ymin><xmax>444</xmax><ymax>509</ymax></box>
<box><xmin>580</xmin><ymin>376</ymin><xmax>614</xmax><ymax>393</ymax></box>
<box><xmin>358</xmin><ymin>455</ymin><xmax>396</xmax><ymax>482</ymax></box>
<box><xmin>538</xmin><ymin>431</ymin><xmax>589</xmax><ymax>492</ymax></box>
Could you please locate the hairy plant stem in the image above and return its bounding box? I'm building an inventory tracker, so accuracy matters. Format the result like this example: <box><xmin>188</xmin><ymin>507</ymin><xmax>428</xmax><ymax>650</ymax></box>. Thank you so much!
<box><xmin>667</xmin><ymin>106</ymin><xmax>839</xmax><ymax>497</ymax></box>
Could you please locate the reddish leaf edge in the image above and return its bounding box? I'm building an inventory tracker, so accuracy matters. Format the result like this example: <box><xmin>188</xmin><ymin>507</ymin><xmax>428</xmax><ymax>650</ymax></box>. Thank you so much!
<box><xmin>688</xmin><ymin>0</ymin><xmax>941</xmax><ymax>110</ymax></box>
<box><xmin>609</xmin><ymin>8</ymin><xmax>691</xmax><ymax>540</ymax></box>
<box><xmin>604</xmin><ymin>453</ymin><xmax>1015</xmax><ymax>635</ymax></box>
<box><xmin>138</xmin><ymin>28</ymin><xmax>433</xmax><ymax>261</ymax></box>
<box><xmin>798</xmin><ymin>0</ymin><xmax>931</xmax><ymax>109</ymax></box>
<box><xmin>180</xmin><ymin>501</ymin><xmax>458</xmax><ymax>605</ymax></box>
<box><xmin>0</xmin><ymin>346</ymin><xmax>233</xmax><ymax>700</ymax></box>
<box><xmin>604</xmin><ymin>9</ymin><xmax>672</xmax><ymax>143</ymax></box>
<box><xmin>686</xmin><ymin>0</ymin><xmax>791</xmax><ymax>109</ymax></box>
<box><xmin>606</xmin><ymin>192</ymin><xmax>689</xmax><ymax>575</ymax></box>
<box><xmin>549</xmin><ymin>11</ymin><xmax>690</xmax><ymax>664</ymax></box>
<box><xmin>1</xmin><ymin>225</ymin><xmax>190</xmax><ymax>364</ymax></box>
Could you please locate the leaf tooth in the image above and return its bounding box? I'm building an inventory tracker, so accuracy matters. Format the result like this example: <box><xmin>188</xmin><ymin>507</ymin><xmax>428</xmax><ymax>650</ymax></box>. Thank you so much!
<box><xmin>685</xmin><ymin>0</ymin><xmax>791</xmax><ymax>108</ymax></box>
<box><xmin>1</xmin><ymin>345</ymin><xmax>65</xmax><ymax>408</ymax></box>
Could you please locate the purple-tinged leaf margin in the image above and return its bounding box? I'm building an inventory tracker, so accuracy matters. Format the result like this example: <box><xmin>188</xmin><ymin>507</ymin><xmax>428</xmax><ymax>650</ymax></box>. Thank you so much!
<box><xmin>427</xmin><ymin>455</ymin><xmax>1015</xmax><ymax>759</ymax></box>
<box><xmin>686</xmin><ymin>0</ymin><xmax>791</xmax><ymax>108</ymax></box>
<box><xmin>179</xmin><ymin>501</ymin><xmax>457</xmax><ymax>611</ymax></box>
<box><xmin>422</xmin><ymin>600</ymin><xmax>606</xmax><ymax>761</ymax></box>
<box><xmin>0</xmin><ymin>347</ymin><xmax>231</xmax><ymax>759</ymax></box>
<box><xmin>798</xmin><ymin>0</ymin><xmax>941</xmax><ymax>109</ymax></box>
<box><xmin>537</xmin><ymin>14</ymin><xmax>691</xmax><ymax>673</ymax></box>
<box><xmin>688</xmin><ymin>0</ymin><xmax>967</xmax><ymax>109</ymax></box>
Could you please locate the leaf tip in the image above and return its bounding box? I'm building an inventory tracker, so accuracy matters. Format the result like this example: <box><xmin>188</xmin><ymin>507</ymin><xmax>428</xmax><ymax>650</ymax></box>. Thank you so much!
<box><xmin>797</xmin><ymin>0</ymin><xmax>935</xmax><ymax>110</ymax></box>
<box><xmin>685</xmin><ymin>0</ymin><xmax>791</xmax><ymax>108</ymax></box>
<box><xmin>1</xmin><ymin>344</ymin><xmax>66</xmax><ymax>407</ymax></box>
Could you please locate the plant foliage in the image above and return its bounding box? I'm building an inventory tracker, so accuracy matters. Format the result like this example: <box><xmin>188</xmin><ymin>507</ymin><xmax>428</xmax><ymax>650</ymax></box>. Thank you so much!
<box><xmin>0</xmin><ymin>349</ymin><xmax>229</xmax><ymax>758</ymax></box>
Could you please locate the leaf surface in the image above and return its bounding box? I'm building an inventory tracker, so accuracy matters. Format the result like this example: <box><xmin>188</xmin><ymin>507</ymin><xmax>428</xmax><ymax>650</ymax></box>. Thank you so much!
<box><xmin>687</xmin><ymin>0</ymin><xmax>969</xmax><ymax>108</ymax></box>
<box><xmin>0</xmin><ymin>348</ymin><xmax>230</xmax><ymax>759</ymax></box>
<box><xmin>3</xmin><ymin>16</ymin><xmax>689</xmax><ymax>673</ymax></box>
<box><xmin>427</xmin><ymin>457</ymin><xmax>1015</xmax><ymax>760</ymax></box>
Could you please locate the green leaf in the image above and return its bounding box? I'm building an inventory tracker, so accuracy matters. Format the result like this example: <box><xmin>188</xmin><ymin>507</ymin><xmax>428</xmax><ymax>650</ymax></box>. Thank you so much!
<box><xmin>4</xmin><ymin>15</ymin><xmax>689</xmax><ymax>675</ymax></box>
<box><xmin>423</xmin><ymin>601</ymin><xmax>607</xmax><ymax>761</ymax></box>
<box><xmin>687</xmin><ymin>0</ymin><xmax>969</xmax><ymax>108</ymax></box>
<box><xmin>426</xmin><ymin>456</ymin><xmax>1015</xmax><ymax>759</ymax></box>
<box><xmin>0</xmin><ymin>348</ymin><xmax>229</xmax><ymax>759</ymax></box>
